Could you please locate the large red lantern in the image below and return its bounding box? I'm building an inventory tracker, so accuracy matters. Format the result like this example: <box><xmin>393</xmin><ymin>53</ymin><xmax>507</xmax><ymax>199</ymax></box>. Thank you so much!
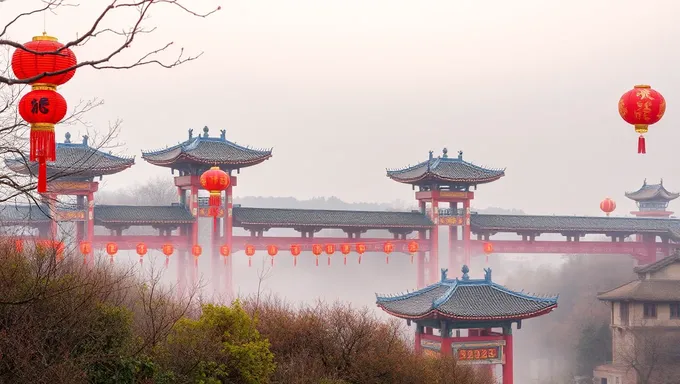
<box><xmin>162</xmin><ymin>244</ymin><xmax>174</xmax><ymax>257</ymax></box>
<box><xmin>219</xmin><ymin>245</ymin><xmax>230</xmax><ymax>257</ymax></box>
<box><xmin>199</xmin><ymin>166</ymin><xmax>230</xmax><ymax>213</ymax></box>
<box><xmin>600</xmin><ymin>197</ymin><xmax>616</xmax><ymax>217</ymax></box>
<box><xmin>80</xmin><ymin>241</ymin><xmax>92</xmax><ymax>255</ymax></box>
<box><xmin>12</xmin><ymin>34</ymin><xmax>77</xmax><ymax>192</ymax></box>
<box><xmin>618</xmin><ymin>85</ymin><xmax>666</xmax><ymax>154</ymax></box>
<box><xmin>106</xmin><ymin>242</ymin><xmax>118</xmax><ymax>256</ymax></box>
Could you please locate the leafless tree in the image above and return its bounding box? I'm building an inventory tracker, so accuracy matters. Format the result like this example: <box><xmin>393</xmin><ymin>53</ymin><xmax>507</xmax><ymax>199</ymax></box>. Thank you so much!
<box><xmin>617</xmin><ymin>327</ymin><xmax>680</xmax><ymax>384</ymax></box>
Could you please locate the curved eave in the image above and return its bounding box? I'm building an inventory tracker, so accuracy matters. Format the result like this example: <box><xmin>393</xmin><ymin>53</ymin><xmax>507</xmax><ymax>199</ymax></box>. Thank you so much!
<box><xmin>142</xmin><ymin>151</ymin><xmax>272</xmax><ymax>168</ymax></box>
<box><xmin>5</xmin><ymin>159</ymin><xmax>134</xmax><ymax>177</ymax></box>
<box><xmin>624</xmin><ymin>191</ymin><xmax>680</xmax><ymax>202</ymax></box>
<box><xmin>234</xmin><ymin>220</ymin><xmax>433</xmax><ymax>229</ymax></box>
<box><xmin>386</xmin><ymin>170</ymin><xmax>505</xmax><ymax>185</ymax></box>
<box><xmin>95</xmin><ymin>219</ymin><xmax>195</xmax><ymax>225</ymax></box>
<box><xmin>377</xmin><ymin>303</ymin><xmax>558</xmax><ymax>322</ymax></box>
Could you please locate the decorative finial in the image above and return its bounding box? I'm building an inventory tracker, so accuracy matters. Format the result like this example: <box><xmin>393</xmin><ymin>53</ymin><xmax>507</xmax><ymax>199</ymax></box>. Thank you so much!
<box><xmin>220</xmin><ymin>129</ymin><xmax>226</xmax><ymax>140</ymax></box>
<box><xmin>82</xmin><ymin>135</ymin><xmax>89</xmax><ymax>147</ymax></box>
<box><xmin>484</xmin><ymin>267</ymin><xmax>492</xmax><ymax>282</ymax></box>
<box><xmin>441</xmin><ymin>268</ymin><xmax>448</xmax><ymax>282</ymax></box>
<box><xmin>643</xmin><ymin>178</ymin><xmax>647</xmax><ymax>185</ymax></box>
<box><xmin>660</xmin><ymin>178</ymin><xmax>664</xmax><ymax>185</ymax></box>
<box><xmin>461</xmin><ymin>265</ymin><xmax>470</xmax><ymax>280</ymax></box>
<box><xmin>188</xmin><ymin>128</ymin><xmax>193</xmax><ymax>139</ymax></box>
<box><xmin>428</xmin><ymin>150</ymin><xmax>434</xmax><ymax>160</ymax></box>
<box><xmin>203</xmin><ymin>126</ymin><xmax>209</xmax><ymax>137</ymax></box>
<box><xmin>442</xmin><ymin>148</ymin><xmax>448</xmax><ymax>158</ymax></box>
<box><xmin>64</xmin><ymin>132</ymin><xmax>71</xmax><ymax>144</ymax></box>
<box><xmin>458</xmin><ymin>150</ymin><xmax>463</xmax><ymax>160</ymax></box>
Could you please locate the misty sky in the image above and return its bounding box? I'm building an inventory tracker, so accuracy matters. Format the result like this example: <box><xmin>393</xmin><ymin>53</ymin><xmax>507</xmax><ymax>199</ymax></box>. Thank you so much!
<box><xmin>3</xmin><ymin>0</ymin><xmax>680</xmax><ymax>216</ymax></box>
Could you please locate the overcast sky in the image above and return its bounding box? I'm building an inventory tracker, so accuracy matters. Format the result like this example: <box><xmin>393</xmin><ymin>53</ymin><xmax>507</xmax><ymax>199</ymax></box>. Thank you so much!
<box><xmin>3</xmin><ymin>0</ymin><xmax>680</xmax><ymax>216</ymax></box>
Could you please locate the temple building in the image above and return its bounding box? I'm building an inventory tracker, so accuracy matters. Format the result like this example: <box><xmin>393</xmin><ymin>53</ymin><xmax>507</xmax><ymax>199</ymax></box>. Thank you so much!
<box><xmin>376</xmin><ymin>266</ymin><xmax>558</xmax><ymax>384</ymax></box>
<box><xmin>594</xmin><ymin>252</ymin><xmax>680</xmax><ymax>384</ymax></box>
<box><xmin>626</xmin><ymin>179</ymin><xmax>679</xmax><ymax>218</ymax></box>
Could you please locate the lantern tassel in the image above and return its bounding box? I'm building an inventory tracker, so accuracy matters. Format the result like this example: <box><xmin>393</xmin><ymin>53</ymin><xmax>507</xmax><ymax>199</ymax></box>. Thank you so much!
<box><xmin>638</xmin><ymin>135</ymin><xmax>646</xmax><ymax>154</ymax></box>
<box><xmin>209</xmin><ymin>191</ymin><xmax>221</xmax><ymax>207</ymax></box>
<box><xmin>30</xmin><ymin>124</ymin><xmax>56</xmax><ymax>162</ymax></box>
<box><xmin>37</xmin><ymin>158</ymin><xmax>47</xmax><ymax>193</ymax></box>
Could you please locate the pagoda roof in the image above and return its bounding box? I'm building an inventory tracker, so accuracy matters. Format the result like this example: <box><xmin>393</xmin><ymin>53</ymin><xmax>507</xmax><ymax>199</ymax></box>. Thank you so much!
<box><xmin>5</xmin><ymin>133</ymin><xmax>134</xmax><ymax>180</ymax></box>
<box><xmin>470</xmin><ymin>214</ymin><xmax>680</xmax><ymax>236</ymax></box>
<box><xmin>0</xmin><ymin>204</ymin><xmax>50</xmax><ymax>225</ymax></box>
<box><xmin>94</xmin><ymin>205</ymin><xmax>194</xmax><ymax>225</ymax></box>
<box><xmin>598</xmin><ymin>253</ymin><xmax>680</xmax><ymax>302</ymax></box>
<box><xmin>634</xmin><ymin>251</ymin><xmax>680</xmax><ymax>275</ymax></box>
<box><xmin>625</xmin><ymin>179</ymin><xmax>680</xmax><ymax>202</ymax></box>
<box><xmin>386</xmin><ymin>148</ymin><xmax>505</xmax><ymax>186</ymax></box>
<box><xmin>141</xmin><ymin>127</ymin><xmax>272</xmax><ymax>169</ymax></box>
<box><xmin>376</xmin><ymin>266</ymin><xmax>558</xmax><ymax>321</ymax></box>
<box><xmin>232</xmin><ymin>206</ymin><xmax>434</xmax><ymax>230</ymax></box>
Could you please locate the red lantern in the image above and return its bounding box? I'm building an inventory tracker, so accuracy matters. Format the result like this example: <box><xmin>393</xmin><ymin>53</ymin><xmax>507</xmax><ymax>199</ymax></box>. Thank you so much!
<box><xmin>267</xmin><ymin>245</ymin><xmax>278</xmax><ymax>256</ymax></box>
<box><xmin>618</xmin><ymin>85</ymin><xmax>666</xmax><ymax>154</ymax></box>
<box><xmin>483</xmin><ymin>242</ymin><xmax>494</xmax><ymax>255</ymax></box>
<box><xmin>407</xmin><ymin>241</ymin><xmax>419</xmax><ymax>253</ymax></box>
<box><xmin>312</xmin><ymin>244</ymin><xmax>322</xmax><ymax>256</ymax></box>
<box><xmin>600</xmin><ymin>197</ymin><xmax>616</xmax><ymax>217</ymax></box>
<box><xmin>11</xmin><ymin>35</ymin><xmax>77</xmax><ymax>86</ymax></box>
<box><xmin>384</xmin><ymin>242</ymin><xmax>394</xmax><ymax>264</ymax></box>
<box><xmin>340</xmin><ymin>244</ymin><xmax>351</xmax><ymax>255</ymax></box>
<box><xmin>12</xmin><ymin>35</ymin><xmax>77</xmax><ymax>193</ymax></box>
<box><xmin>162</xmin><ymin>244</ymin><xmax>174</xmax><ymax>257</ymax></box>
<box><xmin>79</xmin><ymin>241</ymin><xmax>92</xmax><ymax>255</ymax></box>
<box><xmin>356</xmin><ymin>243</ymin><xmax>366</xmax><ymax>255</ymax></box>
<box><xmin>106</xmin><ymin>242</ymin><xmax>118</xmax><ymax>256</ymax></box>
<box><xmin>324</xmin><ymin>244</ymin><xmax>335</xmax><ymax>255</ymax></box>
<box><xmin>245</xmin><ymin>245</ymin><xmax>256</xmax><ymax>257</ymax></box>
<box><xmin>290</xmin><ymin>244</ymin><xmax>301</xmax><ymax>256</ymax></box>
<box><xmin>136</xmin><ymin>243</ymin><xmax>148</xmax><ymax>256</ymax></box>
<box><xmin>219</xmin><ymin>245</ymin><xmax>230</xmax><ymax>257</ymax></box>
<box><xmin>14</xmin><ymin>239</ymin><xmax>24</xmax><ymax>253</ymax></box>
<box><xmin>192</xmin><ymin>244</ymin><xmax>202</xmax><ymax>257</ymax></box>
<box><xmin>199</xmin><ymin>166</ymin><xmax>230</xmax><ymax>214</ymax></box>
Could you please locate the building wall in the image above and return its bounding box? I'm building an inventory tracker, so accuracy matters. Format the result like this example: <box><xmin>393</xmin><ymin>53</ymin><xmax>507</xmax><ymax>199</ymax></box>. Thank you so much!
<box><xmin>628</xmin><ymin>302</ymin><xmax>680</xmax><ymax>327</ymax></box>
<box><xmin>648</xmin><ymin>263</ymin><xmax>680</xmax><ymax>280</ymax></box>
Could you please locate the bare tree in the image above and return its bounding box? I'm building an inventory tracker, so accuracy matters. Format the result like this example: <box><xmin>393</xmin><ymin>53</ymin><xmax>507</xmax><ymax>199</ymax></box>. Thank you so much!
<box><xmin>617</xmin><ymin>327</ymin><xmax>680</xmax><ymax>384</ymax></box>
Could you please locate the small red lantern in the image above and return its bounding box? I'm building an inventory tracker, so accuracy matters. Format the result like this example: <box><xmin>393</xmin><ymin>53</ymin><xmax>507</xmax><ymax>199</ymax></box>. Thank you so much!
<box><xmin>162</xmin><ymin>244</ymin><xmax>174</xmax><ymax>257</ymax></box>
<box><xmin>618</xmin><ymin>85</ymin><xmax>666</xmax><ymax>154</ymax></box>
<box><xmin>290</xmin><ymin>244</ymin><xmax>301</xmax><ymax>266</ymax></box>
<box><xmin>600</xmin><ymin>197</ymin><xmax>616</xmax><ymax>217</ymax></box>
<box><xmin>219</xmin><ymin>245</ymin><xmax>230</xmax><ymax>257</ymax></box>
<box><xmin>192</xmin><ymin>244</ymin><xmax>202</xmax><ymax>257</ymax></box>
<box><xmin>325</xmin><ymin>244</ymin><xmax>335</xmax><ymax>255</ymax></box>
<box><xmin>384</xmin><ymin>242</ymin><xmax>394</xmax><ymax>264</ymax></box>
<box><xmin>483</xmin><ymin>241</ymin><xmax>493</xmax><ymax>263</ymax></box>
<box><xmin>199</xmin><ymin>166</ymin><xmax>230</xmax><ymax>215</ymax></box>
<box><xmin>267</xmin><ymin>245</ymin><xmax>278</xmax><ymax>256</ymax></box>
<box><xmin>312</xmin><ymin>244</ymin><xmax>322</xmax><ymax>256</ymax></box>
<box><xmin>356</xmin><ymin>243</ymin><xmax>366</xmax><ymax>254</ymax></box>
<box><xmin>245</xmin><ymin>244</ymin><xmax>255</xmax><ymax>267</ymax></box>
<box><xmin>79</xmin><ymin>241</ymin><xmax>92</xmax><ymax>255</ymax></box>
<box><xmin>106</xmin><ymin>242</ymin><xmax>118</xmax><ymax>256</ymax></box>
<box><xmin>14</xmin><ymin>239</ymin><xmax>24</xmax><ymax>253</ymax></box>
<box><xmin>340</xmin><ymin>244</ymin><xmax>351</xmax><ymax>255</ymax></box>
<box><xmin>136</xmin><ymin>243</ymin><xmax>148</xmax><ymax>256</ymax></box>
<box><xmin>11</xmin><ymin>35</ymin><xmax>77</xmax><ymax>85</ymax></box>
<box><xmin>407</xmin><ymin>240</ymin><xmax>418</xmax><ymax>264</ymax></box>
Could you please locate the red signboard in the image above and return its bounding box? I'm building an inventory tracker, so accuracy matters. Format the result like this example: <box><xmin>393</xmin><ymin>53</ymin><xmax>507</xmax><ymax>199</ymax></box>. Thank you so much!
<box><xmin>457</xmin><ymin>347</ymin><xmax>499</xmax><ymax>361</ymax></box>
<box><xmin>438</xmin><ymin>216</ymin><xmax>464</xmax><ymax>226</ymax></box>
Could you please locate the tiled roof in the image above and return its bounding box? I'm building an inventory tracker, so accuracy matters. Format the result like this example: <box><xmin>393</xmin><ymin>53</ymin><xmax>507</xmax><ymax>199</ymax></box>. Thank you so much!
<box><xmin>634</xmin><ymin>252</ymin><xmax>680</xmax><ymax>274</ymax></box>
<box><xmin>232</xmin><ymin>207</ymin><xmax>434</xmax><ymax>229</ymax></box>
<box><xmin>94</xmin><ymin>205</ymin><xmax>194</xmax><ymax>225</ymax></box>
<box><xmin>386</xmin><ymin>149</ymin><xmax>505</xmax><ymax>185</ymax></box>
<box><xmin>5</xmin><ymin>134</ymin><xmax>134</xmax><ymax>180</ymax></box>
<box><xmin>625</xmin><ymin>180</ymin><xmax>680</xmax><ymax>202</ymax></box>
<box><xmin>597</xmin><ymin>280</ymin><xmax>680</xmax><ymax>302</ymax></box>
<box><xmin>470</xmin><ymin>214</ymin><xmax>680</xmax><ymax>235</ymax></box>
<box><xmin>376</xmin><ymin>267</ymin><xmax>558</xmax><ymax>321</ymax></box>
<box><xmin>0</xmin><ymin>204</ymin><xmax>50</xmax><ymax>225</ymax></box>
<box><xmin>141</xmin><ymin>127</ymin><xmax>272</xmax><ymax>169</ymax></box>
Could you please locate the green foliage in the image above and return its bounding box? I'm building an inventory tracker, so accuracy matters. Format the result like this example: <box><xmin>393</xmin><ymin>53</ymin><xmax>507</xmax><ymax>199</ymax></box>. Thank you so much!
<box><xmin>159</xmin><ymin>302</ymin><xmax>275</xmax><ymax>384</ymax></box>
<box><xmin>575</xmin><ymin>322</ymin><xmax>612</xmax><ymax>376</ymax></box>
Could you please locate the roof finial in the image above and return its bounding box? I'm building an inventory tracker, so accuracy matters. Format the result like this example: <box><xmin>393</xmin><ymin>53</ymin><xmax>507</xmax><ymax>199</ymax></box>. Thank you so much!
<box><xmin>220</xmin><ymin>129</ymin><xmax>226</xmax><ymax>140</ymax></box>
<box><xmin>82</xmin><ymin>135</ymin><xmax>88</xmax><ymax>147</ymax></box>
<box><xmin>643</xmin><ymin>178</ymin><xmax>647</xmax><ymax>185</ymax></box>
<box><xmin>458</xmin><ymin>150</ymin><xmax>463</xmax><ymax>160</ymax></box>
<box><xmin>440</xmin><ymin>268</ymin><xmax>448</xmax><ymax>282</ymax></box>
<box><xmin>461</xmin><ymin>265</ymin><xmax>470</xmax><ymax>280</ymax></box>
<box><xmin>427</xmin><ymin>150</ymin><xmax>433</xmax><ymax>172</ymax></box>
<box><xmin>188</xmin><ymin>128</ymin><xmax>193</xmax><ymax>139</ymax></box>
<box><xmin>484</xmin><ymin>267</ymin><xmax>492</xmax><ymax>282</ymax></box>
<box><xmin>660</xmin><ymin>178</ymin><xmax>664</xmax><ymax>185</ymax></box>
<box><xmin>64</xmin><ymin>132</ymin><xmax>71</xmax><ymax>144</ymax></box>
<box><xmin>442</xmin><ymin>148</ymin><xmax>448</xmax><ymax>158</ymax></box>
<box><xmin>203</xmin><ymin>126</ymin><xmax>209</xmax><ymax>138</ymax></box>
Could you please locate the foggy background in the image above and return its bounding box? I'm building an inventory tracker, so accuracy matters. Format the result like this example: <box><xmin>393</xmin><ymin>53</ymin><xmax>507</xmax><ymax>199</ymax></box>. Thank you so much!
<box><xmin>2</xmin><ymin>0</ymin><xmax>677</xmax><ymax>382</ymax></box>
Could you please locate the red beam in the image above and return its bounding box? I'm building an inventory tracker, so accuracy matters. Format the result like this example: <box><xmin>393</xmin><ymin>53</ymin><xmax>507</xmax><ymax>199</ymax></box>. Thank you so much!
<box><xmin>92</xmin><ymin>235</ymin><xmax>190</xmax><ymax>250</ymax></box>
<box><xmin>231</xmin><ymin>236</ymin><xmax>429</xmax><ymax>253</ymax></box>
<box><xmin>470</xmin><ymin>239</ymin><xmax>671</xmax><ymax>255</ymax></box>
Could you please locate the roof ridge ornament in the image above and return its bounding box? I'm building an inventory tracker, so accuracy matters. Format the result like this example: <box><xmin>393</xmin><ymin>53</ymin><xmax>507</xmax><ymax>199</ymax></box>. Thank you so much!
<box><xmin>82</xmin><ymin>135</ymin><xmax>88</xmax><ymax>147</ymax></box>
<box><xmin>458</xmin><ymin>150</ymin><xmax>463</xmax><ymax>160</ymax></box>
<box><xmin>442</xmin><ymin>147</ymin><xmax>448</xmax><ymax>158</ymax></box>
<box><xmin>188</xmin><ymin>128</ymin><xmax>193</xmax><ymax>139</ymax></box>
<box><xmin>484</xmin><ymin>267</ymin><xmax>492</xmax><ymax>282</ymax></box>
<box><xmin>461</xmin><ymin>265</ymin><xmax>470</xmax><ymax>280</ymax></box>
<box><xmin>203</xmin><ymin>126</ymin><xmax>209</xmax><ymax>137</ymax></box>
<box><xmin>220</xmin><ymin>129</ymin><xmax>226</xmax><ymax>140</ymax></box>
<box><xmin>64</xmin><ymin>132</ymin><xmax>71</xmax><ymax>144</ymax></box>
<box><xmin>440</xmin><ymin>268</ymin><xmax>448</xmax><ymax>282</ymax></box>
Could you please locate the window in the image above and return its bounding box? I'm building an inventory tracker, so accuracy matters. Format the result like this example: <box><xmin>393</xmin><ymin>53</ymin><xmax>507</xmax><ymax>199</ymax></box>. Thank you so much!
<box><xmin>619</xmin><ymin>302</ymin><xmax>629</xmax><ymax>325</ymax></box>
<box><xmin>601</xmin><ymin>378</ymin><xmax>607</xmax><ymax>384</ymax></box>
<box><xmin>671</xmin><ymin>302</ymin><xmax>680</xmax><ymax>319</ymax></box>
<box><xmin>643</xmin><ymin>303</ymin><xmax>657</xmax><ymax>319</ymax></box>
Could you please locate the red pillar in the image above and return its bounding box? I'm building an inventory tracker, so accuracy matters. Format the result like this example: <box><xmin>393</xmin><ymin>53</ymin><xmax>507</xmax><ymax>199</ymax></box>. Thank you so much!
<box><xmin>76</xmin><ymin>195</ymin><xmax>85</xmax><ymax>242</ymax></box>
<box><xmin>503</xmin><ymin>331</ymin><xmax>513</xmax><ymax>384</ymax></box>
<box><xmin>463</xmin><ymin>199</ymin><xmax>471</xmax><ymax>266</ymax></box>
<box><xmin>414</xmin><ymin>328</ymin><xmax>422</xmax><ymax>354</ymax></box>
<box><xmin>429</xmin><ymin>199</ymin><xmax>439</xmax><ymax>285</ymax></box>
<box><xmin>224</xmin><ymin>183</ymin><xmax>233</xmax><ymax>249</ymax></box>
<box><xmin>448</xmin><ymin>202</ymin><xmax>458</xmax><ymax>271</ymax></box>
<box><xmin>417</xmin><ymin>200</ymin><xmax>427</xmax><ymax>289</ymax></box>
<box><xmin>191</xmin><ymin>184</ymin><xmax>199</xmax><ymax>245</ymax></box>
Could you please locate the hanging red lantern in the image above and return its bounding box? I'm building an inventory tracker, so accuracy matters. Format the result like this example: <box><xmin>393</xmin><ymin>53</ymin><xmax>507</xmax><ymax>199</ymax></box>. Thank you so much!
<box><xmin>356</xmin><ymin>243</ymin><xmax>366</xmax><ymax>254</ymax></box>
<box><xmin>12</xmin><ymin>34</ymin><xmax>78</xmax><ymax>193</ymax></box>
<box><xmin>267</xmin><ymin>245</ymin><xmax>278</xmax><ymax>256</ymax></box>
<box><xmin>618</xmin><ymin>85</ymin><xmax>666</xmax><ymax>154</ymax></box>
<box><xmin>407</xmin><ymin>240</ymin><xmax>419</xmax><ymax>253</ymax></box>
<box><xmin>325</xmin><ymin>244</ymin><xmax>335</xmax><ymax>255</ymax></box>
<box><xmin>136</xmin><ymin>243</ymin><xmax>148</xmax><ymax>256</ymax></box>
<box><xmin>340</xmin><ymin>244</ymin><xmax>351</xmax><ymax>255</ymax></box>
<box><xmin>384</xmin><ymin>242</ymin><xmax>394</xmax><ymax>264</ymax></box>
<box><xmin>106</xmin><ymin>242</ymin><xmax>118</xmax><ymax>256</ymax></box>
<box><xmin>312</xmin><ymin>244</ymin><xmax>322</xmax><ymax>256</ymax></box>
<box><xmin>11</xmin><ymin>34</ymin><xmax>77</xmax><ymax>85</ymax></box>
<box><xmin>199</xmin><ymin>166</ymin><xmax>230</xmax><ymax>214</ymax></box>
<box><xmin>290</xmin><ymin>244</ymin><xmax>301</xmax><ymax>256</ymax></box>
<box><xmin>483</xmin><ymin>241</ymin><xmax>493</xmax><ymax>263</ymax></box>
<box><xmin>14</xmin><ymin>239</ymin><xmax>24</xmax><ymax>253</ymax></box>
<box><xmin>162</xmin><ymin>244</ymin><xmax>174</xmax><ymax>257</ymax></box>
<box><xmin>245</xmin><ymin>245</ymin><xmax>256</xmax><ymax>257</ymax></box>
<box><xmin>600</xmin><ymin>197</ymin><xmax>616</xmax><ymax>217</ymax></box>
<box><xmin>192</xmin><ymin>244</ymin><xmax>202</xmax><ymax>257</ymax></box>
<box><xmin>219</xmin><ymin>245</ymin><xmax>230</xmax><ymax>257</ymax></box>
<box><xmin>79</xmin><ymin>241</ymin><xmax>92</xmax><ymax>255</ymax></box>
